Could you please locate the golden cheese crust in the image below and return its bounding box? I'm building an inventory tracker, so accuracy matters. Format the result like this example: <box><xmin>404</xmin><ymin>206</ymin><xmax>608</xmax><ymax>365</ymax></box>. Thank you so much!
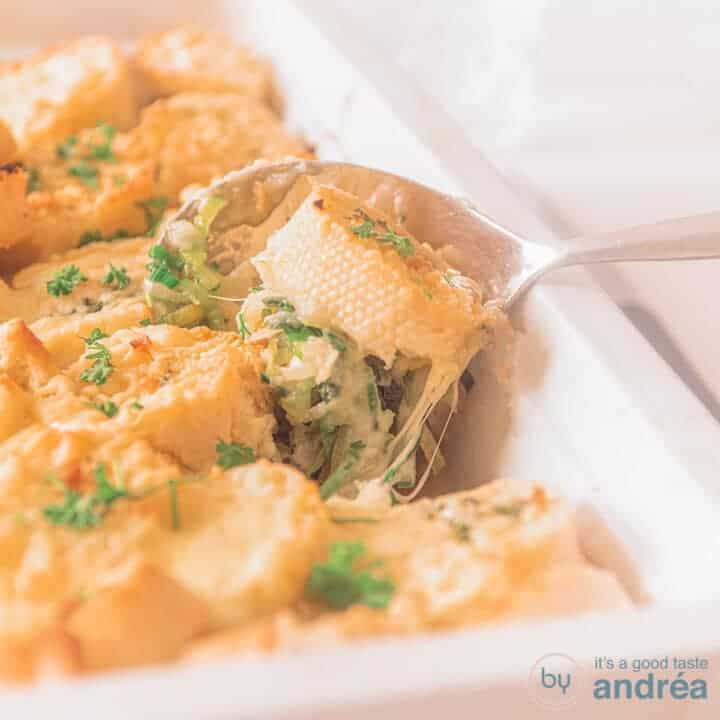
<box><xmin>0</xmin><ymin>120</ymin><xmax>17</xmax><ymax>164</ymax></box>
<box><xmin>0</xmin><ymin>163</ymin><xmax>31</xmax><ymax>252</ymax></box>
<box><xmin>67</xmin><ymin>324</ymin><xmax>279</xmax><ymax>469</ymax></box>
<box><xmin>135</xmin><ymin>25</ymin><xmax>282</xmax><ymax>113</ymax></box>
<box><xmin>185</xmin><ymin>481</ymin><xmax>629</xmax><ymax>662</ymax></box>
<box><xmin>0</xmin><ymin>26</ymin><xmax>627</xmax><ymax>690</ymax></box>
<box><xmin>4</xmin><ymin>236</ymin><xmax>152</xmax><ymax>322</ymax></box>
<box><xmin>123</xmin><ymin>92</ymin><xmax>312</xmax><ymax>198</ymax></box>
<box><xmin>0</xmin><ymin>125</ymin><xmax>155</xmax><ymax>272</ymax></box>
<box><xmin>0</xmin><ymin>37</ymin><xmax>139</xmax><ymax>153</ymax></box>
<box><xmin>0</xmin><ymin>236</ymin><xmax>153</xmax><ymax>366</ymax></box>
<box><xmin>0</xmin><ymin>447</ymin><xmax>329</xmax><ymax>679</ymax></box>
<box><xmin>0</xmin><ymin>317</ymin><xmax>277</xmax><ymax>470</ymax></box>
<box><xmin>0</xmin><ymin>92</ymin><xmax>311</xmax><ymax>271</ymax></box>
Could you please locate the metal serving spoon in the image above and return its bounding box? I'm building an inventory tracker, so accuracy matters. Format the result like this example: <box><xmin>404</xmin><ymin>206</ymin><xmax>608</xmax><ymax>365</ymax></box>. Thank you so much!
<box><xmin>167</xmin><ymin>160</ymin><xmax>720</xmax><ymax>310</ymax></box>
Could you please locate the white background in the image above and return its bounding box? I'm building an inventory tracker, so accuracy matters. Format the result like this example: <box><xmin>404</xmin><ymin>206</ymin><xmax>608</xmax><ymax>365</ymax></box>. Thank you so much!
<box><xmin>323</xmin><ymin>0</ymin><xmax>720</xmax><ymax>422</ymax></box>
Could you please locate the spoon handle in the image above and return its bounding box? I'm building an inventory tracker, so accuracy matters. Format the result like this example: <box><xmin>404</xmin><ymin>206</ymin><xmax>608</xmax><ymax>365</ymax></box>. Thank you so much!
<box><xmin>563</xmin><ymin>211</ymin><xmax>720</xmax><ymax>266</ymax></box>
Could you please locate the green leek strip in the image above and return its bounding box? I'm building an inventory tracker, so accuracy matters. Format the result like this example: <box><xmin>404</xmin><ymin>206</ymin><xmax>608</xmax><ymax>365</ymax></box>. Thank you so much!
<box><xmin>167</xmin><ymin>479</ymin><xmax>180</xmax><ymax>530</ymax></box>
<box><xmin>163</xmin><ymin>304</ymin><xmax>205</xmax><ymax>327</ymax></box>
<box><xmin>330</xmin><ymin>516</ymin><xmax>379</xmax><ymax>524</ymax></box>
<box><xmin>319</xmin><ymin>440</ymin><xmax>365</xmax><ymax>500</ymax></box>
<box><xmin>176</xmin><ymin>279</ymin><xmax>225</xmax><ymax>330</ymax></box>
<box><xmin>194</xmin><ymin>195</ymin><xmax>227</xmax><ymax>237</ymax></box>
<box><xmin>180</xmin><ymin>248</ymin><xmax>222</xmax><ymax>291</ymax></box>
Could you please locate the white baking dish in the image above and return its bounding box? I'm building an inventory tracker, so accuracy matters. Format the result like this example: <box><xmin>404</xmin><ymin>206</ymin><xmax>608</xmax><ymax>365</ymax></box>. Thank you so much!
<box><xmin>2</xmin><ymin>1</ymin><xmax>720</xmax><ymax>717</ymax></box>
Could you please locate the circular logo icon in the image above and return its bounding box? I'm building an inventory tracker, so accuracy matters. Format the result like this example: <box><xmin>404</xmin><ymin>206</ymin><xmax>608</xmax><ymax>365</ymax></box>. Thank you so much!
<box><xmin>528</xmin><ymin>653</ymin><xmax>584</xmax><ymax>709</ymax></box>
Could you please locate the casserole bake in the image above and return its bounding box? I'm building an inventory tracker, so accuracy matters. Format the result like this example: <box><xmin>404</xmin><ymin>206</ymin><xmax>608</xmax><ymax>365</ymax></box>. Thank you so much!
<box><xmin>0</xmin><ymin>25</ymin><xmax>629</xmax><ymax>686</ymax></box>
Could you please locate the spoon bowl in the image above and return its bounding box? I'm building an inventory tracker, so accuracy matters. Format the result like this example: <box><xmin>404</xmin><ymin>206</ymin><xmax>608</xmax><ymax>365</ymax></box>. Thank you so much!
<box><xmin>163</xmin><ymin>160</ymin><xmax>720</xmax><ymax>311</ymax></box>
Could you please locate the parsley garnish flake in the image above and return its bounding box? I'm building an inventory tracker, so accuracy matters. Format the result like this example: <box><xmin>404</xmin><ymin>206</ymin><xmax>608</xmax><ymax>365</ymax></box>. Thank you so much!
<box><xmin>101</xmin><ymin>264</ymin><xmax>130</xmax><ymax>290</ymax></box>
<box><xmin>305</xmin><ymin>541</ymin><xmax>394</xmax><ymax>610</ymax></box>
<box><xmin>56</xmin><ymin>135</ymin><xmax>78</xmax><ymax>159</ymax></box>
<box><xmin>146</xmin><ymin>244</ymin><xmax>181</xmax><ymax>289</ymax></box>
<box><xmin>90</xmin><ymin>400</ymin><xmax>118</xmax><ymax>417</ymax></box>
<box><xmin>86</xmin><ymin>122</ymin><xmax>117</xmax><ymax>162</ymax></box>
<box><xmin>79</xmin><ymin>328</ymin><xmax>113</xmax><ymax>385</ymax></box>
<box><xmin>46</xmin><ymin>265</ymin><xmax>88</xmax><ymax>297</ymax></box>
<box><xmin>43</xmin><ymin>464</ymin><xmax>128</xmax><ymax>530</ymax></box>
<box><xmin>68</xmin><ymin>162</ymin><xmax>99</xmax><ymax>189</ymax></box>
<box><xmin>216</xmin><ymin>440</ymin><xmax>256</xmax><ymax>469</ymax></box>
<box><xmin>349</xmin><ymin>209</ymin><xmax>414</xmax><ymax>257</ymax></box>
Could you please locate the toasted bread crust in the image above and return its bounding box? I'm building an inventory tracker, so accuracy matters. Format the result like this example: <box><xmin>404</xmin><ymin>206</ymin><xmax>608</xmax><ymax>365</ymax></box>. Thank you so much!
<box><xmin>0</xmin><ymin>37</ymin><xmax>138</xmax><ymax>153</ymax></box>
<box><xmin>135</xmin><ymin>25</ymin><xmax>282</xmax><ymax>113</ymax></box>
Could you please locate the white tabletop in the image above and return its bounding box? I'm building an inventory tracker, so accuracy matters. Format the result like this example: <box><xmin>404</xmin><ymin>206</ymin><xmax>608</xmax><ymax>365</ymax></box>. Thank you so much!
<box><xmin>325</xmin><ymin>0</ymin><xmax>720</xmax><ymax>422</ymax></box>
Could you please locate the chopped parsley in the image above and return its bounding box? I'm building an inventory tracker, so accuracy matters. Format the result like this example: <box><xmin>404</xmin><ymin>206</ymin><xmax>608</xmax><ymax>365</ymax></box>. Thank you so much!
<box><xmin>146</xmin><ymin>244</ymin><xmax>181</xmax><ymax>289</ymax></box>
<box><xmin>377</xmin><ymin>227</ymin><xmax>414</xmax><ymax>257</ymax></box>
<box><xmin>138</xmin><ymin>196</ymin><xmax>168</xmax><ymax>235</ymax></box>
<box><xmin>319</xmin><ymin>440</ymin><xmax>365</xmax><ymax>500</ymax></box>
<box><xmin>139</xmin><ymin>318</ymin><xmax>152</xmax><ymax>327</ymax></box>
<box><xmin>43</xmin><ymin>463</ymin><xmax>128</xmax><ymax>530</ymax></box>
<box><xmin>67</xmin><ymin>161</ymin><xmax>99</xmax><ymax>189</ymax></box>
<box><xmin>56</xmin><ymin>135</ymin><xmax>78</xmax><ymax>160</ymax></box>
<box><xmin>260</xmin><ymin>372</ymin><xmax>270</xmax><ymax>384</ymax></box>
<box><xmin>305</xmin><ymin>541</ymin><xmax>394</xmax><ymax>610</ymax></box>
<box><xmin>78</xmin><ymin>228</ymin><xmax>130</xmax><ymax>247</ymax></box>
<box><xmin>113</xmin><ymin>174</ymin><xmax>127</xmax><ymax>187</ymax></box>
<box><xmin>216</xmin><ymin>440</ymin><xmax>256</xmax><ymax>469</ymax></box>
<box><xmin>349</xmin><ymin>209</ymin><xmax>414</xmax><ymax>257</ymax></box>
<box><xmin>236</xmin><ymin>311</ymin><xmax>250</xmax><ymax>340</ymax></box>
<box><xmin>90</xmin><ymin>400</ymin><xmax>118</xmax><ymax>417</ymax></box>
<box><xmin>349</xmin><ymin>217</ymin><xmax>375</xmax><ymax>238</ymax></box>
<box><xmin>130</xmin><ymin>400</ymin><xmax>144</xmax><ymax>410</ymax></box>
<box><xmin>83</xmin><ymin>328</ymin><xmax>108</xmax><ymax>344</ymax></box>
<box><xmin>46</xmin><ymin>265</ymin><xmax>88</xmax><ymax>296</ymax></box>
<box><xmin>101</xmin><ymin>264</ymin><xmax>130</xmax><ymax>290</ymax></box>
<box><xmin>79</xmin><ymin>329</ymin><xmax>113</xmax><ymax>385</ymax></box>
<box><xmin>86</xmin><ymin>122</ymin><xmax>117</xmax><ymax>162</ymax></box>
<box><xmin>27</xmin><ymin>167</ymin><xmax>41</xmax><ymax>193</ymax></box>
<box><xmin>57</xmin><ymin>124</ymin><xmax>119</xmax><ymax>192</ymax></box>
